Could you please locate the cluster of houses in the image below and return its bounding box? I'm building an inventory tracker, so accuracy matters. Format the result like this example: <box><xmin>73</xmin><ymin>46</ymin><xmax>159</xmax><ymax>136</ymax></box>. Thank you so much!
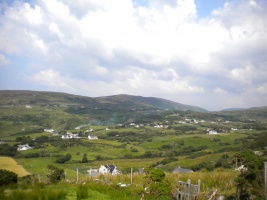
<box><xmin>61</xmin><ymin>132</ymin><xmax>98</xmax><ymax>140</ymax></box>
<box><xmin>17</xmin><ymin>144</ymin><xmax>32</xmax><ymax>151</ymax></box>
<box><xmin>61</xmin><ymin>132</ymin><xmax>81</xmax><ymax>139</ymax></box>
<box><xmin>43</xmin><ymin>128</ymin><xmax>99</xmax><ymax>140</ymax></box>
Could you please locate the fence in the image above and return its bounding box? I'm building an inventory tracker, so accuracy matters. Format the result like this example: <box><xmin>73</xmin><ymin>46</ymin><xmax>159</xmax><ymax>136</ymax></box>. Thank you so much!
<box><xmin>176</xmin><ymin>179</ymin><xmax>201</xmax><ymax>200</ymax></box>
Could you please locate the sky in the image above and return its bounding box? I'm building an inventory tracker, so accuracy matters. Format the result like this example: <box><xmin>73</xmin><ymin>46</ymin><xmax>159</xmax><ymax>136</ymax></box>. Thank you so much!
<box><xmin>0</xmin><ymin>0</ymin><xmax>267</xmax><ymax>111</ymax></box>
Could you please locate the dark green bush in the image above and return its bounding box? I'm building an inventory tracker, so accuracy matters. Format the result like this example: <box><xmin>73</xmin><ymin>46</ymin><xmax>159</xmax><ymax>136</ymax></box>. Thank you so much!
<box><xmin>0</xmin><ymin>169</ymin><xmax>18</xmax><ymax>186</ymax></box>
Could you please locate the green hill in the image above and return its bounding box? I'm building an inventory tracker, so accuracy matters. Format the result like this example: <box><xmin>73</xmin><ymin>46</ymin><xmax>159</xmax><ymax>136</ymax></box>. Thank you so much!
<box><xmin>0</xmin><ymin>90</ymin><xmax>206</xmax><ymax>112</ymax></box>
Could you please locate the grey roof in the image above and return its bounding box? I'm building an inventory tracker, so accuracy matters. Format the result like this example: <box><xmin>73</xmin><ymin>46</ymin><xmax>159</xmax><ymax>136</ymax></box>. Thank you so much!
<box><xmin>104</xmin><ymin>164</ymin><xmax>116</xmax><ymax>173</ymax></box>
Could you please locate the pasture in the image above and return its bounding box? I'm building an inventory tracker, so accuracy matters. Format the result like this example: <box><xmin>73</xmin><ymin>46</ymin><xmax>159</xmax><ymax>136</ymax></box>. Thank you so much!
<box><xmin>0</xmin><ymin>156</ymin><xmax>30</xmax><ymax>177</ymax></box>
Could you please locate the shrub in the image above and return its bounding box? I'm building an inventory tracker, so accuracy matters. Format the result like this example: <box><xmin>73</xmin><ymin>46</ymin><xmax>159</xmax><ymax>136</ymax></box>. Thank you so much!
<box><xmin>56</xmin><ymin>153</ymin><xmax>71</xmax><ymax>163</ymax></box>
<box><xmin>0</xmin><ymin>169</ymin><xmax>18</xmax><ymax>186</ymax></box>
<box><xmin>0</xmin><ymin>144</ymin><xmax>17</xmax><ymax>157</ymax></box>
<box><xmin>46</xmin><ymin>165</ymin><xmax>64</xmax><ymax>183</ymax></box>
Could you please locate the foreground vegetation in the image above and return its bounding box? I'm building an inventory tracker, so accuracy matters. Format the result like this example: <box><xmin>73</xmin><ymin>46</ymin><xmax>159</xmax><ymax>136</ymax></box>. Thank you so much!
<box><xmin>0</xmin><ymin>168</ymin><xmax>238</xmax><ymax>200</ymax></box>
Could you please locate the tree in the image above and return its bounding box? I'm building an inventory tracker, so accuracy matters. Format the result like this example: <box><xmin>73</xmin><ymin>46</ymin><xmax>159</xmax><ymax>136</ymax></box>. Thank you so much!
<box><xmin>0</xmin><ymin>144</ymin><xmax>17</xmax><ymax>157</ymax></box>
<box><xmin>0</xmin><ymin>169</ymin><xmax>18</xmax><ymax>186</ymax></box>
<box><xmin>231</xmin><ymin>150</ymin><xmax>264</xmax><ymax>199</ymax></box>
<box><xmin>81</xmin><ymin>153</ymin><xmax>88</xmax><ymax>163</ymax></box>
<box><xmin>142</xmin><ymin>167</ymin><xmax>171</xmax><ymax>200</ymax></box>
<box><xmin>46</xmin><ymin>165</ymin><xmax>64</xmax><ymax>183</ymax></box>
<box><xmin>56</xmin><ymin>153</ymin><xmax>72</xmax><ymax>163</ymax></box>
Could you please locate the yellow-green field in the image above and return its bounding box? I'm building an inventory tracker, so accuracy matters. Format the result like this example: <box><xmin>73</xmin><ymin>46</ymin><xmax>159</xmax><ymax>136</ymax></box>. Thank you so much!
<box><xmin>0</xmin><ymin>156</ymin><xmax>30</xmax><ymax>177</ymax></box>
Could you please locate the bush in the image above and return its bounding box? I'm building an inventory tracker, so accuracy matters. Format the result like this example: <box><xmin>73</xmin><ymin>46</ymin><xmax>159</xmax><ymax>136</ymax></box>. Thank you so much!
<box><xmin>24</xmin><ymin>153</ymin><xmax>40</xmax><ymax>158</ymax></box>
<box><xmin>192</xmin><ymin>161</ymin><xmax>214</xmax><ymax>172</ymax></box>
<box><xmin>56</xmin><ymin>153</ymin><xmax>71</xmax><ymax>163</ymax></box>
<box><xmin>46</xmin><ymin>165</ymin><xmax>64</xmax><ymax>183</ymax></box>
<box><xmin>0</xmin><ymin>144</ymin><xmax>17</xmax><ymax>157</ymax></box>
<box><xmin>0</xmin><ymin>169</ymin><xmax>18</xmax><ymax>186</ymax></box>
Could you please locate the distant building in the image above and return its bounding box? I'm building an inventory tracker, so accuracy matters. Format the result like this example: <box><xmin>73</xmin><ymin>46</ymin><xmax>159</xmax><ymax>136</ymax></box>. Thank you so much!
<box><xmin>17</xmin><ymin>144</ymin><xmax>32</xmax><ymax>151</ymax></box>
<box><xmin>88</xmin><ymin>135</ymin><xmax>98</xmax><ymax>140</ymax></box>
<box><xmin>231</xmin><ymin>128</ymin><xmax>238</xmax><ymax>131</ymax></box>
<box><xmin>85</xmin><ymin>128</ymin><xmax>94</xmax><ymax>132</ymax></box>
<box><xmin>99</xmin><ymin>164</ymin><xmax>120</xmax><ymax>175</ymax></box>
<box><xmin>44</xmin><ymin>128</ymin><xmax>54</xmax><ymax>133</ymax></box>
<box><xmin>208</xmin><ymin>129</ymin><xmax>218</xmax><ymax>134</ymax></box>
<box><xmin>61</xmin><ymin>132</ymin><xmax>80</xmax><ymax>139</ymax></box>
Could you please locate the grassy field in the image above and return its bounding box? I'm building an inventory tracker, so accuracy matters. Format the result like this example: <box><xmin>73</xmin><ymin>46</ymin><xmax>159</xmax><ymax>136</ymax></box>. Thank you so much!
<box><xmin>7</xmin><ymin>129</ymin><xmax>258</xmax><ymax>181</ymax></box>
<box><xmin>0</xmin><ymin>156</ymin><xmax>30</xmax><ymax>177</ymax></box>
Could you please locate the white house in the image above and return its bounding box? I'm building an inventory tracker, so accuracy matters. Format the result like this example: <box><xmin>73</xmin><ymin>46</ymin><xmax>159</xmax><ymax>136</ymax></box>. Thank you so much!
<box><xmin>88</xmin><ymin>135</ymin><xmax>98</xmax><ymax>140</ymax></box>
<box><xmin>44</xmin><ymin>128</ymin><xmax>54</xmax><ymax>133</ymax></box>
<box><xmin>85</xmin><ymin>128</ymin><xmax>94</xmax><ymax>132</ymax></box>
<box><xmin>208</xmin><ymin>129</ymin><xmax>218</xmax><ymax>134</ymax></box>
<box><xmin>61</xmin><ymin>132</ymin><xmax>80</xmax><ymax>139</ymax></box>
<box><xmin>61</xmin><ymin>135</ymin><xmax>70</xmax><ymax>139</ymax></box>
<box><xmin>17</xmin><ymin>144</ymin><xmax>32</xmax><ymax>151</ymax></box>
<box><xmin>99</xmin><ymin>164</ymin><xmax>120</xmax><ymax>175</ymax></box>
<box><xmin>154</xmin><ymin>124</ymin><xmax>164</xmax><ymax>128</ymax></box>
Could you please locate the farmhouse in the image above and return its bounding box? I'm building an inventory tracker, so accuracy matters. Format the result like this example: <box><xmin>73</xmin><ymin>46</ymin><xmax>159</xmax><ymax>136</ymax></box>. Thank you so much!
<box><xmin>85</xmin><ymin>128</ymin><xmax>94</xmax><ymax>132</ymax></box>
<box><xmin>17</xmin><ymin>144</ymin><xmax>32</xmax><ymax>151</ymax></box>
<box><xmin>99</xmin><ymin>164</ymin><xmax>120</xmax><ymax>175</ymax></box>
<box><xmin>44</xmin><ymin>128</ymin><xmax>54</xmax><ymax>133</ymax></box>
<box><xmin>208</xmin><ymin>129</ymin><xmax>218</xmax><ymax>134</ymax></box>
<box><xmin>61</xmin><ymin>132</ymin><xmax>80</xmax><ymax>139</ymax></box>
<box><xmin>88</xmin><ymin>135</ymin><xmax>98</xmax><ymax>140</ymax></box>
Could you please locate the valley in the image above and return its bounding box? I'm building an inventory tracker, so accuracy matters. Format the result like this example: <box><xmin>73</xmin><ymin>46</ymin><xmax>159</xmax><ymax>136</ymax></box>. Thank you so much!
<box><xmin>0</xmin><ymin>90</ymin><xmax>266</xmax><ymax>199</ymax></box>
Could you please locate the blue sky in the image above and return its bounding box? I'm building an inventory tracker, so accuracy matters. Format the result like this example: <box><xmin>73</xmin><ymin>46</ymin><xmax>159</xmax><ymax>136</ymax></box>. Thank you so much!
<box><xmin>133</xmin><ymin>0</ymin><xmax>225</xmax><ymax>17</ymax></box>
<box><xmin>0</xmin><ymin>0</ymin><xmax>267</xmax><ymax>111</ymax></box>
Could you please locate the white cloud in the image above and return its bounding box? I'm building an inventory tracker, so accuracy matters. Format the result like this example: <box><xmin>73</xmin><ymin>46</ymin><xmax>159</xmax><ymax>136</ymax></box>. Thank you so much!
<box><xmin>257</xmin><ymin>83</ymin><xmax>267</xmax><ymax>94</ymax></box>
<box><xmin>214</xmin><ymin>87</ymin><xmax>227</xmax><ymax>95</ymax></box>
<box><xmin>0</xmin><ymin>54</ymin><xmax>10</xmax><ymax>67</ymax></box>
<box><xmin>1</xmin><ymin>0</ymin><xmax>267</xmax><ymax>110</ymax></box>
<box><xmin>32</xmin><ymin>69</ymin><xmax>73</xmax><ymax>90</ymax></box>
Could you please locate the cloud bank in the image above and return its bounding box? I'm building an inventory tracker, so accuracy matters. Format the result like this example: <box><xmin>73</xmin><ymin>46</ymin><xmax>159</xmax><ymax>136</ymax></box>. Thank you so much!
<box><xmin>0</xmin><ymin>0</ymin><xmax>267</xmax><ymax>110</ymax></box>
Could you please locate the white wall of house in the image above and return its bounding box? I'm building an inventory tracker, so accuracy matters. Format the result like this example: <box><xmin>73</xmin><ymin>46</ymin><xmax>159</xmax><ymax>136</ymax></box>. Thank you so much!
<box><xmin>209</xmin><ymin>130</ymin><xmax>218</xmax><ymax>134</ymax></box>
<box><xmin>99</xmin><ymin>165</ymin><xmax>108</xmax><ymax>174</ymax></box>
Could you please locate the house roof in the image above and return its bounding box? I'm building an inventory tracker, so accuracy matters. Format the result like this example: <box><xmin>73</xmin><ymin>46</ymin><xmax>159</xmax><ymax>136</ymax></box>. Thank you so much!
<box><xmin>173</xmin><ymin>167</ymin><xmax>193</xmax><ymax>174</ymax></box>
<box><xmin>104</xmin><ymin>165</ymin><xmax>116</xmax><ymax>173</ymax></box>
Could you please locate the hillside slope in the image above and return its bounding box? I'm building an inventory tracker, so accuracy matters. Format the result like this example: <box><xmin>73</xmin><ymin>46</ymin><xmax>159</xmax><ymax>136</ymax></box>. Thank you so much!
<box><xmin>0</xmin><ymin>90</ymin><xmax>207</xmax><ymax>112</ymax></box>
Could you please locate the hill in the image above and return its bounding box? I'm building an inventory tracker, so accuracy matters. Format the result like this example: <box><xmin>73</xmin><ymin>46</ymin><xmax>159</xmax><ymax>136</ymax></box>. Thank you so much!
<box><xmin>221</xmin><ymin>108</ymin><xmax>246</xmax><ymax>111</ymax></box>
<box><xmin>0</xmin><ymin>90</ymin><xmax>207</xmax><ymax>112</ymax></box>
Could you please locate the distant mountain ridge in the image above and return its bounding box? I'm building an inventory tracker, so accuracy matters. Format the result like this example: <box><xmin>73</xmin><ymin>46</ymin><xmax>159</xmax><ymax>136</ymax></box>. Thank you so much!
<box><xmin>221</xmin><ymin>106</ymin><xmax>267</xmax><ymax>112</ymax></box>
<box><xmin>221</xmin><ymin>108</ymin><xmax>247</xmax><ymax>111</ymax></box>
<box><xmin>0</xmin><ymin>90</ymin><xmax>207</xmax><ymax>112</ymax></box>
